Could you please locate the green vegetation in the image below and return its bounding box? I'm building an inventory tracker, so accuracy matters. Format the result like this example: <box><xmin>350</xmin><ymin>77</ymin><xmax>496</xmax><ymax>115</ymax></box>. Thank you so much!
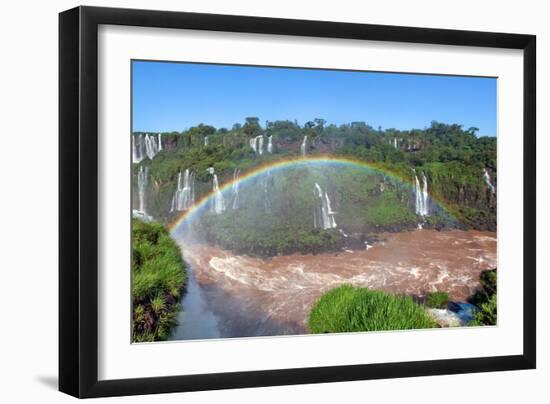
<box><xmin>471</xmin><ymin>294</ymin><xmax>497</xmax><ymax>326</ymax></box>
<box><xmin>425</xmin><ymin>291</ymin><xmax>449</xmax><ymax>309</ymax></box>
<box><xmin>134</xmin><ymin>119</ymin><xmax>496</xmax><ymax>256</ymax></box>
<box><xmin>201</xmin><ymin>213</ymin><xmax>342</xmax><ymax>256</ymax></box>
<box><xmin>132</xmin><ymin>218</ymin><xmax>187</xmax><ymax>342</ymax></box>
<box><xmin>308</xmin><ymin>285</ymin><xmax>437</xmax><ymax>333</ymax></box>
<box><xmin>469</xmin><ymin>268</ymin><xmax>497</xmax><ymax>326</ymax></box>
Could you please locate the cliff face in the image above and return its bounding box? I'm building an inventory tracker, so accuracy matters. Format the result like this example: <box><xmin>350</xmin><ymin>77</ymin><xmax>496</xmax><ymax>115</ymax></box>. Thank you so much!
<box><xmin>131</xmin><ymin>126</ymin><xmax>497</xmax><ymax>233</ymax></box>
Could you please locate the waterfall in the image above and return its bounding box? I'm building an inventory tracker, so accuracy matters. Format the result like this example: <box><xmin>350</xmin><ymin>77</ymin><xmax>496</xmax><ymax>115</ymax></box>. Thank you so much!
<box><xmin>132</xmin><ymin>134</ymin><xmax>144</xmax><ymax>163</ymax></box>
<box><xmin>393</xmin><ymin>138</ymin><xmax>398</xmax><ymax>149</ymax></box>
<box><xmin>137</xmin><ymin>165</ymin><xmax>149</xmax><ymax>214</ymax></box>
<box><xmin>133</xmin><ymin>133</ymin><xmax>162</xmax><ymax>161</ymax></box>
<box><xmin>212</xmin><ymin>175</ymin><xmax>225</xmax><ymax>214</ymax></box>
<box><xmin>313</xmin><ymin>183</ymin><xmax>337</xmax><ymax>229</ymax></box>
<box><xmin>301</xmin><ymin>136</ymin><xmax>308</xmax><ymax>156</ymax></box>
<box><xmin>257</xmin><ymin>136</ymin><xmax>264</xmax><ymax>155</ymax></box>
<box><xmin>263</xmin><ymin>170</ymin><xmax>272</xmax><ymax>213</ymax></box>
<box><xmin>249</xmin><ymin>137</ymin><xmax>257</xmax><ymax>153</ymax></box>
<box><xmin>144</xmin><ymin>134</ymin><xmax>157</xmax><ymax>160</ymax></box>
<box><xmin>231</xmin><ymin>168</ymin><xmax>240</xmax><ymax>210</ymax></box>
<box><xmin>249</xmin><ymin>135</ymin><xmax>264</xmax><ymax>155</ymax></box>
<box><xmin>207</xmin><ymin>167</ymin><xmax>225</xmax><ymax>214</ymax></box>
<box><xmin>267</xmin><ymin>136</ymin><xmax>273</xmax><ymax>153</ymax></box>
<box><xmin>414</xmin><ymin>172</ymin><xmax>429</xmax><ymax>217</ymax></box>
<box><xmin>204</xmin><ymin>136</ymin><xmax>208</xmax><ymax>147</ymax></box>
<box><xmin>170</xmin><ymin>169</ymin><xmax>195</xmax><ymax>212</ymax></box>
<box><xmin>483</xmin><ymin>168</ymin><xmax>496</xmax><ymax>194</ymax></box>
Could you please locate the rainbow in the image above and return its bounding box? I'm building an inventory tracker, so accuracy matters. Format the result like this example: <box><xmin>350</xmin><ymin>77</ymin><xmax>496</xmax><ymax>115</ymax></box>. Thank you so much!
<box><xmin>169</xmin><ymin>156</ymin><xmax>454</xmax><ymax>234</ymax></box>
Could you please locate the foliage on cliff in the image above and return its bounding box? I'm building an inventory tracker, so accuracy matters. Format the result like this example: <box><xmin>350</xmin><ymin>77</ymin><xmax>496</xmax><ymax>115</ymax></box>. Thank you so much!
<box><xmin>133</xmin><ymin>120</ymin><xmax>496</xmax><ymax>255</ymax></box>
<box><xmin>132</xmin><ymin>218</ymin><xmax>187</xmax><ymax>342</ymax></box>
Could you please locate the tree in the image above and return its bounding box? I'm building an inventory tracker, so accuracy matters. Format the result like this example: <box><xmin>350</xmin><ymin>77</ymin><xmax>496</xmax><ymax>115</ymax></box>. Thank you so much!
<box><xmin>243</xmin><ymin>117</ymin><xmax>262</xmax><ymax>136</ymax></box>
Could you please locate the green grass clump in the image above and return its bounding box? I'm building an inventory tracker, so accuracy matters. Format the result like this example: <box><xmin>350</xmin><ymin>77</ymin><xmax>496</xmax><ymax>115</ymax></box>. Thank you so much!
<box><xmin>425</xmin><ymin>291</ymin><xmax>449</xmax><ymax>309</ymax></box>
<box><xmin>132</xmin><ymin>218</ymin><xmax>187</xmax><ymax>342</ymax></box>
<box><xmin>308</xmin><ymin>285</ymin><xmax>437</xmax><ymax>334</ymax></box>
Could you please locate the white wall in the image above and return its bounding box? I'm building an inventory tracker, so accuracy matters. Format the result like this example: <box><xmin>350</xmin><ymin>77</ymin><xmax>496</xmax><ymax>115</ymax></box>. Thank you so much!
<box><xmin>0</xmin><ymin>0</ymin><xmax>546</xmax><ymax>402</ymax></box>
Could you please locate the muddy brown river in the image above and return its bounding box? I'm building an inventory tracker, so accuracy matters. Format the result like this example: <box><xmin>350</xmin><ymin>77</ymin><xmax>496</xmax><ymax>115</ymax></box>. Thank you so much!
<box><xmin>169</xmin><ymin>229</ymin><xmax>496</xmax><ymax>340</ymax></box>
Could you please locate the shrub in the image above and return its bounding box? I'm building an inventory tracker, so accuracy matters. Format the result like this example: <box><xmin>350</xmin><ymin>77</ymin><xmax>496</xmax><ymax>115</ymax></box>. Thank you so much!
<box><xmin>425</xmin><ymin>291</ymin><xmax>449</xmax><ymax>309</ymax></box>
<box><xmin>308</xmin><ymin>285</ymin><xmax>437</xmax><ymax>334</ymax></box>
<box><xmin>132</xmin><ymin>218</ymin><xmax>187</xmax><ymax>342</ymax></box>
<box><xmin>470</xmin><ymin>294</ymin><xmax>497</xmax><ymax>326</ymax></box>
<box><xmin>469</xmin><ymin>268</ymin><xmax>497</xmax><ymax>326</ymax></box>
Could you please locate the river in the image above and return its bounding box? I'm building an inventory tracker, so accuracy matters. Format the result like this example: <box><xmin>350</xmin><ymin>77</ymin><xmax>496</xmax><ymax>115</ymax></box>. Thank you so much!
<box><xmin>169</xmin><ymin>229</ymin><xmax>496</xmax><ymax>340</ymax></box>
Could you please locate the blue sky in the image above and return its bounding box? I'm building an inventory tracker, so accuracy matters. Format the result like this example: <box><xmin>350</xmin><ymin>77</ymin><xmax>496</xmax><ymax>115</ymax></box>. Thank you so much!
<box><xmin>132</xmin><ymin>60</ymin><xmax>497</xmax><ymax>136</ymax></box>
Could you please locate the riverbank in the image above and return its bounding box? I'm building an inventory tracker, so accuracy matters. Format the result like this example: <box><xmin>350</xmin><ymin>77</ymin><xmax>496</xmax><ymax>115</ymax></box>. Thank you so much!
<box><xmin>132</xmin><ymin>219</ymin><xmax>188</xmax><ymax>342</ymax></box>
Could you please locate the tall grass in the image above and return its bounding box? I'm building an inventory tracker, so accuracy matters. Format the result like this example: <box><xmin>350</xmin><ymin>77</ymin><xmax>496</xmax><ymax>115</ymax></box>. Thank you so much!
<box><xmin>308</xmin><ymin>285</ymin><xmax>437</xmax><ymax>334</ymax></box>
<box><xmin>132</xmin><ymin>218</ymin><xmax>187</xmax><ymax>342</ymax></box>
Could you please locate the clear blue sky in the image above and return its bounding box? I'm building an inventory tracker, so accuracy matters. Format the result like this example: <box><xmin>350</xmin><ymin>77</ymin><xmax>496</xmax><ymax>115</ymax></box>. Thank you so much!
<box><xmin>132</xmin><ymin>60</ymin><xmax>496</xmax><ymax>136</ymax></box>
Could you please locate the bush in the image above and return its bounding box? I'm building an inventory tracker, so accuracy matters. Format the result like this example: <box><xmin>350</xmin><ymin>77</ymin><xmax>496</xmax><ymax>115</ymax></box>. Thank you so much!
<box><xmin>132</xmin><ymin>218</ymin><xmax>187</xmax><ymax>342</ymax></box>
<box><xmin>308</xmin><ymin>285</ymin><xmax>437</xmax><ymax>333</ymax></box>
<box><xmin>470</xmin><ymin>294</ymin><xmax>497</xmax><ymax>326</ymax></box>
<box><xmin>425</xmin><ymin>291</ymin><xmax>449</xmax><ymax>309</ymax></box>
<box><xmin>469</xmin><ymin>269</ymin><xmax>496</xmax><ymax>306</ymax></box>
<box><xmin>469</xmin><ymin>268</ymin><xmax>497</xmax><ymax>326</ymax></box>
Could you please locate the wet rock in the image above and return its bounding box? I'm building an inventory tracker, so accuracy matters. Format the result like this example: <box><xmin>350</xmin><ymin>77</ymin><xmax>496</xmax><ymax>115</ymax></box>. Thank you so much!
<box><xmin>427</xmin><ymin>308</ymin><xmax>462</xmax><ymax>327</ymax></box>
<box><xmin>448</xmin><ymin>302</ymin><xmax>478</xmax><ymax>324</ymax></box>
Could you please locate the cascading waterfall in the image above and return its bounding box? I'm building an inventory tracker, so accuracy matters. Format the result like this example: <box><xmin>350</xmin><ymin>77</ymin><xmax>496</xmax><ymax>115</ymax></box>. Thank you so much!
<box><xmin>249</xmin><ymin>137</ymin><xmax>257</xmax><ymax>153</ymax></box>
<box><xmin>414</xmin><ymin>172</ymin><xmax>429</xmax><ymax>217</ymax></box>
<box><xmin>300</xmin><ymin>136</ymin><xmax>308</xmax><ymax>156</ymax></box>
<box><xmin>170</xmin><ymin>169</ymin><xmax>195</xmax><ymax>212</ymax></box>
<box><xmin>249</xmin><ymin>135</ymin><xmax>264</xmax><ymax>155</ymax></box>
<box><xmin>393</xmin><ymin>138</ymin><xmax>398</xmax><ymax>149</ymax></box>
<box><xmin>263</xmin><ymin>170</ymin><xmax>272</xmax><ymax>213</ymax></box>
<box><xmin>133</xmin><ymin>134</ymin><xmax>162</xmax><ymax>162</ymax></box>
<box><xmin>313</xmin><ymin>183</ymin><xmax>337</xmax><ymax>230</ymax></box>
<box><xmin>257</xmin><ymin>136</ymin><xmax>264</xmax><ymax>155</ymax></box>
<box><xmin>144</xmin><ymin>134</ymin><xmax>159</xmax><ymax>160</ymax></box>
<box><xmin>207</xmin><ymin>167</ymin><xmax>226</xmax><ymax>214</ymax></box>
<box><xmin>204</xmin><ymin>136</ymin><xmax>209</xmax><ymax>147</ymax></box>
<box><xmin>132</xmin><ymin>134</ymin><xmax>144</xmax><ymax>163</ymax></box>
<box><xmin>483</xmin><ymin>168</ymin><xmax>496</xmax><ymax>194</ymax></box>
<box><xmin>267</xmin><ymin>136</ymin><xmax>273</xmax><ymax>153</ymax></box>
<box><xmin>137</xmin><ymin>165</ymin><xmax>149</xmax><ymax>214</ymax></box>
<box><xmin>231</xmin><ymin>168</ymin><xmax>241</xmax><ymax>210</ymax></box>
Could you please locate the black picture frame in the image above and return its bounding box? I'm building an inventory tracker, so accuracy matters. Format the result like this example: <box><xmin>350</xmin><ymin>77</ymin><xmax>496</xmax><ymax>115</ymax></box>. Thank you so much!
<box><xmin>59</xmin><ymin>5</ymin><xmax>536</xmax><ymax>398</ymax></box>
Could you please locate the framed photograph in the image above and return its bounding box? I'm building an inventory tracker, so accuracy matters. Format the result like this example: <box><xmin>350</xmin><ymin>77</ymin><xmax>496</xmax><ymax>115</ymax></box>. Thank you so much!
<box><xmin>59</xmin><ymin>6</ymin><xmax>536</xmax><ymax>398</ymax></box>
